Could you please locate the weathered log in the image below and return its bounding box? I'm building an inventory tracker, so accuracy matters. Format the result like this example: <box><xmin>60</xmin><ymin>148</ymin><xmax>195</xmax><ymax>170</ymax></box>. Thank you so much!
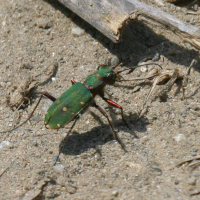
<box><xmin>59</xmin><ymin>0</ymin><xmax>200</xmax><ymax>48</ymax></box>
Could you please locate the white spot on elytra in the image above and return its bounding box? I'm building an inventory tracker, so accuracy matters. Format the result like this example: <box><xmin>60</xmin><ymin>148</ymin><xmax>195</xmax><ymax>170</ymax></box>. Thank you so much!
<box><xmin>63</xmin><ymin>107</ymin><xmax>67</xmax><ymax>111</ymax></box>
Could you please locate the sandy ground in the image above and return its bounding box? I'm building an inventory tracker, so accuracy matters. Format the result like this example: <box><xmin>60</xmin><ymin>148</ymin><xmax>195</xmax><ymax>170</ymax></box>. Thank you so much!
<box><xmin>0</xmin><ymin>0</ymin><xmax>200</xmax><ymax>199</ymax></box>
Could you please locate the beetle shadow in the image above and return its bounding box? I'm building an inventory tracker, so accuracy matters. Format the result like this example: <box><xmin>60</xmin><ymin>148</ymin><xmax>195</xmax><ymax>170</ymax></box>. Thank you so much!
<box><xmin>59</xmin><ymin>109</ymin><xmax>148</xmax><ymax>156</ymax></box>
<box><xmin>44</xmin><ymin>0</ymin><xmax>200</xmax><ymax>72</ymax></box>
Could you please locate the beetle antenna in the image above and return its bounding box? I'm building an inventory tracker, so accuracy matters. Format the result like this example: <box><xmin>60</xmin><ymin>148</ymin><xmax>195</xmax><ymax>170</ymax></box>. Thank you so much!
<box><xmin>111</xmin><ymin>62</ymin><xmax>123</xmax><ymax>70</ymax></box>
<box><xmin>111</xmin><ymin>57</ymin><xmax>131</xmax><ymax>70</ymax></box>
<box><xmin>116</xmin><ymin>63</ymin><xmax>162</xmax><ymax>74</ymax></box>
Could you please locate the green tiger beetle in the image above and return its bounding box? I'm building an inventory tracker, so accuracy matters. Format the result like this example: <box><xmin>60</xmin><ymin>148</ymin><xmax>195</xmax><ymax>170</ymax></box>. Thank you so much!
<box><xmin>0</xmin><ymin>62</ymin><xmax>161</xmax><ymax>165</ymax></box>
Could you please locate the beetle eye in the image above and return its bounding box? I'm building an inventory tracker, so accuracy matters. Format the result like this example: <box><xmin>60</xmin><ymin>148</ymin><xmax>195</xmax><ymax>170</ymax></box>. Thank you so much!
<box><xmin>107</xmin><ymin>72</ymin><xmax>113</xmax><ymax>78</ymax></box>
<box><xmin>97</xmin><ymin>65</ymin><xmax>107</xmax><ymax>70</ymax></box>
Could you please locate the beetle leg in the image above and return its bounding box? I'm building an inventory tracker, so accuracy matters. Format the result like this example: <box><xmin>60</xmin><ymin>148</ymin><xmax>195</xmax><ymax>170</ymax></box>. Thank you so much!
<box><xmin>41</xmin><ymin>92</ymin><xmax>57</xmax><ymax>102</ymax></box>
<box><xmin>54</xmin><ymin>115</ymin><xmax>79</xmax><ymax>165</ymax></box>
<box><xmin>93</xmin><ymin>102</ymin><xmax>127</xmax><ymax>152</ymax></box>
<box><xmin>26</xmin><ymin>92</ymin><xmax>57</xmax><ymax>120</ymax></box>
<box><xmin>71</xmin><ymin>79</ymin><xmax>76</xmax><ymax>85</ymax></box>
<box><xmin>101</xmin><ymin>96</ymin><xmax>131</xmax><ymax>130</ymax></box>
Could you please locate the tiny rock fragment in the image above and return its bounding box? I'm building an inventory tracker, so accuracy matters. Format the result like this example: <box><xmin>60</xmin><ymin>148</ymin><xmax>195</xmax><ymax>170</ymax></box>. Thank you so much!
<box><xmin>35</xmin><ymin>18</ymin><xmax>53</xmax><ymax>29</ymax></box>
<box><xmin>53</xmin><ymin>164</ymin><xmax>65</xmax><ymax>173</ymax></box>
<box><xmin>71</xmin><ymin>27</ymin><xmax>84</xmax><ymax>36</ymax></box>
<box><xmin>0</xmin><ymin>141</ymin><xmax>11</xmax><ymax>149</ymax></box>
<box><xmin>187</xmin><ymin>177</ymin><xmax>196</xmax><ymax>186</ymax></box>
<box><xmin>173</xmin><ymin>134</ymin><xmax>186</xmax><ymax>142</ymax></box>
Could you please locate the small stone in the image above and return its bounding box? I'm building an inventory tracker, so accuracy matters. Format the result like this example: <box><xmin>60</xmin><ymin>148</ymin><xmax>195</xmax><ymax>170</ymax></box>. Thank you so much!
<box><xmin>180</xmin><ymin>109</ymin><xmax>187</xmax><ymax>117</ymax></box>
<box><xmin>110</xmin><ymin>56</ymin><xmax>119</xmax><ymax>66</ymax></box>
<box><xmin>112</xmin><ymin>191</ymin><xmax>119</xmax><ymax>196</ymax></box>
<box><xmin>32</xmin><ymin>141</ymin><xmax>38</xmax><ymax>147</ymax></box>
<box><xmin>111</xmin><ymin>173</ymin><xmax>118</xmax><ymax>178</ymax></box>
<box><xmin>0</xmin><ymin>141</ymin><xmax>11</xmax><ymax>149</ymax></box>
<box><xmin>71</xmin><ymin>27</ymin><xmax>84</xmax><ymax>36</ymax></box>
<box><xmin>140</xmin><ymin>135</ymin><xmax>149</xmax><ymax>144</ymax></box>
<box><xmin>191</xmin><ymin>151</ymin><xmax>197</xmax><ymax>156</ymax></box>
<box><xmin>15</xmin><ymin>189</ymin><xmax>24</xmax><ymax>197</ymax></box>
<box><xmin>0</xmin><ymin>82</ymin><xmax>6</xmax><ymax>87</ymax></box>
<box><xmin>66</xmin><ymin>184</ymin><xmax>77</xmax><ymax>194</ymax></box>
<box><xmin>53</xmin><ymin>164</ymin><xmax>65</xmax><ymax>173</ymax></box>
<box><xmin>118</xmin><ymin>131</ymin><xmax>131</xmax><ymax>137</ymax></box>
<box><xmin>22</xmin><ymin>62</ymin><xmax>33</xmax><ymax>70</ymax></box>
<box><xmin>154</xmin><ymin>0</ymin><xmax>164</xmax><ymax>6</ymax></box>
<box><xmin>2</xmin><ymin>21</ymin><xmax>6</xmax><ymax>26</ymax></box>
<box><xmin>80</xmin><ymin>65</ymin><xmax>85</xmax><ymax>70</ymax></box>
<box><xmin>173</xmin><ymin>134</ymin><xmax>186</xmax><ymax>142</ymax></box>
<box><xmin>192</xmin><ymin>116</ymin><xmax>197</xmax><ymax>120</ymax></box>
<box><xmin>140</xmin><ymin>66</ymin><xmax>148</xmax><ymax>72</ymax></box>
<box><xmin>86</xmin><ymin>120</ymin><xmax>90</xmax><ymax>124</ymax></box>
<box><xmin>152</xmin><ymin>53</ymin><xmax>160</xmax><ymax>61</ymax></box>
<box><xmin>187</xmin><ymin>177</ymin><xmax>196</xmax><ymax>186</ymax></box>
<box><xmin>32</xmin><ymin>115</ymin><xmax>41</xmax><ymax>123</ymax></box>
<box><xmin>36</xmin><ymin>18</ymin><xmax>52</xmax><ymax>29</ymax></box>
<box><xmin>174</xmin><ymin>179</ymin><xmax>179</xmax><ymax>185</ymax></box>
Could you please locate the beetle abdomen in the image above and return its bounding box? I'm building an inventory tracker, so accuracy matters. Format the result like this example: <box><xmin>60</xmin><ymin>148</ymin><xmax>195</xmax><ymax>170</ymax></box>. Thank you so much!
<box><xmin>45</xmin><ymin>82</ymin><xmax>92</xmax><ymax>129</ymax></box>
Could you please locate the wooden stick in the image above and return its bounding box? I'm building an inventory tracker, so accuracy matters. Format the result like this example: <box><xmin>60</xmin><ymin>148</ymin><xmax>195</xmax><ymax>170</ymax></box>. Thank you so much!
<box><xmin>59</xmin><ymin>0</ymin><xmax>200</xmax><ymax>48</ymax></box>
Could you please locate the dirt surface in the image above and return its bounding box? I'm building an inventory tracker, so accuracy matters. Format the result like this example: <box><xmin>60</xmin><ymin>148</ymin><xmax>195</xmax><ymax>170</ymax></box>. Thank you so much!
<box><xmin>0</xmin><ymin>0</ymin><xmax>200</xmax><ymax>199</ymax></box>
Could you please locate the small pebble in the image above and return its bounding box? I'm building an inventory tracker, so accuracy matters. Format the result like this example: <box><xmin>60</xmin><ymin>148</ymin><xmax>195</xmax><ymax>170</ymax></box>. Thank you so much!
<box><xmin>191</xmin><ymin>116</ymin><xmax>197</xmax><ymax>120</ymax></box>
<box><xmin>2</xmin><ymin>21</ymin><xmax>6</xmax><ymax>26</ymax></box>
<box><xmin>111</xmin><ymin>173</ymin><xmax>118</xmax><ymax>178</ymax></box>
<box><xmin>110</xmin><ymin>56</ymin><xmax>119</xmax><ymax>66</ymax></box>
<box><xmin>112</xmin><ymin>191</ymin><xmax>119</xmax><ymax>196</ymax></box>
<box><xmin>54</xmin><ymin>164</ymin><xmax>65</xmax><ymax>173</ymax></box>
<box><xmin>140</xmin><ymin>135</ymin><xmax>149</xmax><ymax>144</ymax></box>
<box><xmin>36</xmin><ymin>18</ymin><xmax>52</xmax><ymax>29</ymax></box>
<box><xmin>0</xmin><ymin>82</ymin><xmax>6</xmax><ymax>87</ymax></box>
<box><xmin>32</xmin><ymin>141</ymin><xmax>38</xmax><ymax>147</ymax></box>
<box><xmin>191</xmin><ymin>151</ymin><xmax>197</xmax><ymax>156</ymax></box>
<box><xmin>32</xmin><ymin>115</ymin><xmax>41</xmax><ymax>123</ymax></box>
<box><xmin>180</xmin><ymin>109</ymin><xmax>187</xmax><ymax>117</ymax></box>
<box><xmin>80</xmin><ymin>65</ymin><xmax>85</xmax><ymax>70</ymax></box>
<box><xmin>22</xmin><ymin>62</ymin><xmax>33</xmax><ymax>69</ymax></box>
<box><xmin>0</xmin><ymin>141</ymin><xmax>11</xmax><ymax>149</ymax></box>
<box><xmin>152</xmin><ymin>53</ymin><xmax>160</xmax><ymax>61</ymax></box>
<box><xmin>140</xmin><ymin>66</ymin><xmax>148</xmax><ymax>73</ymax></box>
<box><xmin>6</xmin><ymin>82</ymin><xmax>12</xmax><ymax>87</ymax></box>
<box><xmin>187</xmin><ymin>177</ymin><xmax>196</xmax><ymax>186</ymax></box>
<box><xmin>173</xmin><ymin>134</ymin><xmax>186</xmax><ymax>142</ymax></box>
<box><xmin>174</xmin><ymin>179</ymin><xmax>179</xmax><ymax>185</ymax></box>
<box><xmin>118</xmin><ymin>131</ymin><xmax>131</xmax><ymax>137</ymax></box>
<box><xmin>154</xmin><ymin>0</ymin><xmax>164</xmax><ymax>6</ymax></box>
<box><xmin>71</xmin><ymin>27</ymin><xmax>84</xmax><ymax>36</ymax></box>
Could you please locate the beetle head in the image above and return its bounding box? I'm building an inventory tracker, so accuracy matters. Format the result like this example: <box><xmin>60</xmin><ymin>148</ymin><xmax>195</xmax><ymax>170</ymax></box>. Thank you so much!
<box><xmin>96</xmin><ymin>65</ymin><xmax>117</xmax><ymax>85</ymax></box>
